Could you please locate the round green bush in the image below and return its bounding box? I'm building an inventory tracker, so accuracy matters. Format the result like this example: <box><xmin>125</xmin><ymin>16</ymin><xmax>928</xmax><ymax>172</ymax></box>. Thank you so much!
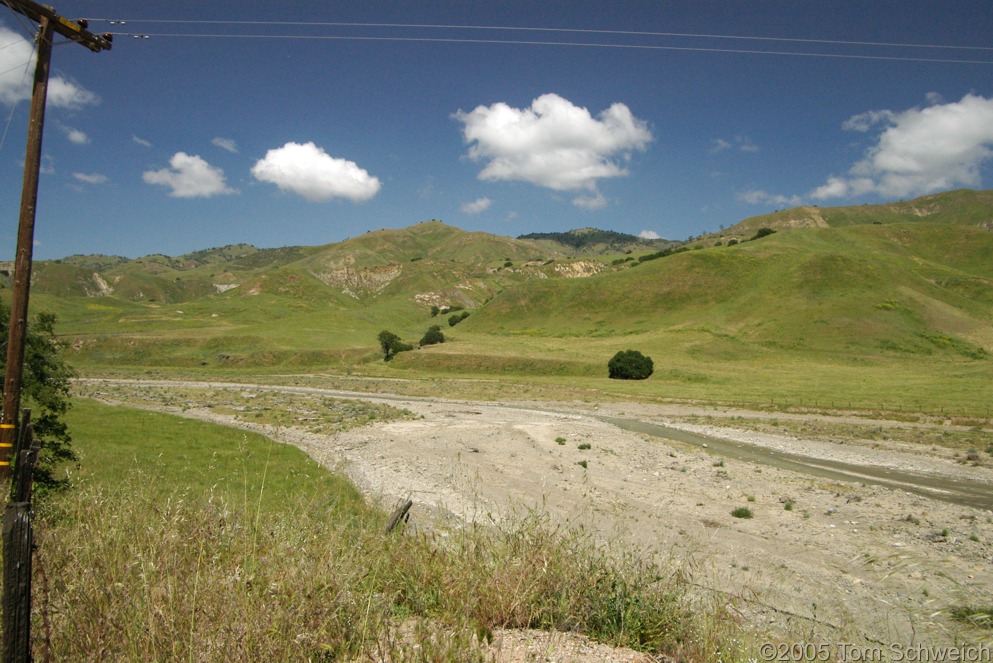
<box><xmin>607</xmin><ymin>350</ymin><xmax>654</xmax><ymax>380</ymax></box>
<box><xmin>419</xmin><ymin>325</ymin><xmax>445</xmax><ymax>347</ymax></box>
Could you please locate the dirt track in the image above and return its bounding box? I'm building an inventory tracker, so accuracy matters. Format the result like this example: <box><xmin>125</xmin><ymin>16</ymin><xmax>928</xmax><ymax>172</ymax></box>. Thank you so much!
<box><xmin>80</xmin><ymin>380</ymin><xmax>993</xmax><ymax>652</ymax></box>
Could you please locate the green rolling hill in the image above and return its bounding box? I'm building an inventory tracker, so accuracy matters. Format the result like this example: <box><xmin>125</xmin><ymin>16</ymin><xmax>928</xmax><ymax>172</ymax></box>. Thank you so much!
<box><xmin>4</xmin><ymin>190</ymin><xmax>993</xmax><ymax>413</ymax></box>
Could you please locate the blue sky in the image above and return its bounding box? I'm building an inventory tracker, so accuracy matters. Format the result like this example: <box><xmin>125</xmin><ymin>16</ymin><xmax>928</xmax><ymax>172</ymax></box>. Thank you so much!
<box><xmin>1</xmin><ymin>1</ymin><xmax>992</xmax><ymax>260</ymax></box>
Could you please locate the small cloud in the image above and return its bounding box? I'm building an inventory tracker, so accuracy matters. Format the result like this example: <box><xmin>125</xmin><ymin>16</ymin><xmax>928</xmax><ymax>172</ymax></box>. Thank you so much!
<box><xmin>738</xmin><ymin>189</ymin><xmax>802</xmax><ymax>207</ymax></box>
<box><xmin>47</xmin><ymin>77</ymin><xmax>99</xmax><ymax>110</ymax></box>
<box><xmin>212</xmin><ymin>137</ymin><xmax>238</xmax><ymax>153</ymax></box>
<box><xmin>737</xmin><ymin>136</ymin><xmax>760</xmax><ymax>153</ymax></box>
<box><xmin>73</xmin><ymin>172</ymin><xmax>108</xmax><ymax>184</ymax></box>
<box><xmin>143</xmin><ymin>152</ymin><xmax>237</xmax><ymax>198</ymax></box>
<box><xmin>251</xmin><ymin>141</ymin><xmax>381</xmax><ymax>203</ymax></box>
<box><xmin>709</xmin><ymin>139</ymin><xmax>732</xmax><ymax>154</ymax></box>
<box><xmin>59</xmin><ymin>125</ymin><xmax>90</xmax><ymax>145</ymax></box>
<box><xmin>461</xmin><ymin>197</ymin><xmax>492</xmax><ymax>214</ymax></box>
<box><xmin>841</xmin><ymin>110</ymin><xmax>895</xmax><ymax>133</ymax></box>
<box><xmin>572</xmin><ymin>191</ymin><xmax>608</xmax><ymax>210</ymax></box>
<box><xmin>133</xmin><ymin>135</ymin><xmax>152</xmax><ymax>148</ymax></box>
<box><xmin>710</xmin><ymin>135</ymin><xmax>758</xmax><ymax>154</ymax></box>
<box><xmin>638</xmin><ymin>230</ymin><xmax>661</xmax><ymax>239</ymax></box>
<box><xmin>417</xmin><ymin>176</ymin><xmax>440</xmax><ymax>199</ymax></box>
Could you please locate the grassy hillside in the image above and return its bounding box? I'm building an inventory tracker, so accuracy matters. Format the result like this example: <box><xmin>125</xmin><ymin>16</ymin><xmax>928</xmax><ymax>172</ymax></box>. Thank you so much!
<box><xmin>475</xmin><ymin>222</ymin><xmax>993</xmax><ymax>354</ymax></box>
<box><xmin>6</xmin><ymin>190</ymin><xmax>993</xmax><ymax>415</ymax></box>
<box><xmin>721</xmin><ymin>188</ymin><xmax>993</xmax><ymax>241</ymax></box>
<box><xmin>392</xmin><ymin>220</ymin><xmax>993</xmax><ymax>414</ymax></box>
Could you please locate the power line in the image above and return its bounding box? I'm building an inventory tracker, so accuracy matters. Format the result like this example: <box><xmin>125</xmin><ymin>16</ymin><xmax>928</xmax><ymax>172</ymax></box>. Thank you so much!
<box><xmin>96</xmin><ymin>31</ymin><xmax>993</xmax><ymax>65</ymax></box>
<box><xmin>0</xmin><ymin>38</ymin><xmax>34</xmax><ymax>155</ymax></box>
<box><xmin>83</xmin><ymin>18</ymin><xmax>993</xmax><ymax>53</ymax></box>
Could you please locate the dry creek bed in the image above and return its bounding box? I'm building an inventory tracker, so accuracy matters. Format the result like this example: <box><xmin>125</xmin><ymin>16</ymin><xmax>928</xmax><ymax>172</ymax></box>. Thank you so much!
<box><xmin>77</xmin><ymin>380</ymin><xmax>993</xmax><ymax>659</ymax></box>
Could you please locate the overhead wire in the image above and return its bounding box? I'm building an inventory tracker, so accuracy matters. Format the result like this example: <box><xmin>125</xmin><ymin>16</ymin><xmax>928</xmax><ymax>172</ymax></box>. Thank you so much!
<box><xmin>0</xmin><ymin>15</ymin><xmax>38</xmax><ymax>157</ymax></box>
<box><xmin>91</xmin><ymin>31</ymin><xmax>993</xmax><ymax>65</ymax></box>
<box><xmin>0</xmin><ymin>0</ymin><xmax>41</xmax><ymax>41</ymax></box>
<box><xmin>81</xmin><ymin>18</ymin><xmax>993</xmax><ymax>53</ymax></box>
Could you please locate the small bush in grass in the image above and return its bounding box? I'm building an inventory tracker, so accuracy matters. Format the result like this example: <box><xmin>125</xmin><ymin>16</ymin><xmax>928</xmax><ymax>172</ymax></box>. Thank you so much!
<box><xmin>607</xmin><ymin>350</ymin><xmax>654</xmax><ymax>380</ymax></box>
<box><xmin>731</xmin><ymin>507</ymin><xmax>753</xmax><ymax>519</ymax></box>
<box><xmin>951</xmin><ymin>606</ymin><xmax>993</xmax><ymax>629</ymax></box>
<box><xmin>555</xmin><ymin>437</ymin><xmax>566</xmax><ymax>445</ymax></box>
<box><xmin>577</xmin><ymin>460</ymin><xmax>588</xmax><ymax>469</ymax></box>
<box><xmin>419</xmin><ymin>325</ymin><xmax>445</xmax><ymax>347</ymax></box>
<box><xmin>448</xmin><ymin>311</ymin><xmax>471</xmax><ymax>327</ymax></box>
<box><xmin>578</xmin><ymin>443</ymin><xmax>591</xmax><ymax>450</ymax></box>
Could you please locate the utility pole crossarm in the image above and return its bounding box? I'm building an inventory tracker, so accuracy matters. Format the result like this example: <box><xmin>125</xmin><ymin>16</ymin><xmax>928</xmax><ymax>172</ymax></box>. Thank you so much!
<box><xmin>5</xmin><ymin>0</ymin><xmax>112</xmax><ymax>51</ymax></box>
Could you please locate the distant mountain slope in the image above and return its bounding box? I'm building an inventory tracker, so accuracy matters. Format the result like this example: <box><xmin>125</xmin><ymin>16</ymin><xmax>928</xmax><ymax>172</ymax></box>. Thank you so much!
<box><xmin>10</xmin><ymin>192</ymin><xmax>993</xmax><ymax>377</ymax></box>
<box><xmin>722</xmin><ymin>189</ymin><xmax>993</xmax><ymax>241</ymax></box>
<box><xmin>518</xmin><ymin>227</ymin><xmax>674</xmax><ymax>254</ymax></box>
<box><xmin>22</xmin><ymin>221</ymin><xmax>631</xmax><ymax>307</ymax></box>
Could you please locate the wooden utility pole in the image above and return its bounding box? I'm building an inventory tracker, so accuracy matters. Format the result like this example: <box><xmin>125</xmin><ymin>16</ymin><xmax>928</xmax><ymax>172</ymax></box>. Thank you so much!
<box><xmin>0</xmin><ymin>2</ymin><xmax>111</xmax><ymax>479</ymax></box>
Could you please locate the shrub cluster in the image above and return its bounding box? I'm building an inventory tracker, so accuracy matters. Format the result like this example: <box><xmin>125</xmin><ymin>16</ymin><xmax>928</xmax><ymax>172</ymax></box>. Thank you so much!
<box><xmin>448</xmin><ymin>311</ymin><xmax>470</xmax><ymax>327</ymax></box>
<box><xmin>608</xmin><ymin>350</ymin><xmax>654</xmax><ymax>380</ymax></box>
<box><xmin>419</xmin><ymin>325</ymin><xmax>445</xmax><ymax>347</ymax></box>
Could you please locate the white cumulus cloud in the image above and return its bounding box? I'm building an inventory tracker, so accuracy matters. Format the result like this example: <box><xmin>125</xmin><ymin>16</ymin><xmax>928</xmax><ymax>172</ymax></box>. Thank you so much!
<box><xmin>812</xmin><ymin>93</ymin><xmax>993</xmax><ymax>200</ymax></box>
<box><xmin>453</xmin><ymin>93</ymin><xmax>652</xmax><ymax>199</ymax></box>
<box><xmin>0</xmin><ymin>24</ymin><xmax>99</xmax><ymax>109</ymax></box>
<box><xmin>638</xmin><ymin>230</ymin><xmax>662</xmax><ymax>240</ymax></box>
<box><xmin>143</xmin><ymin>152</ymin><xmax>236</xmax><ymax>198</ymax></box>
<box><xmin>461</xmin><ymin>197</ymin><xmax>492</xmax><ymax>214</ymax></box>
<box><xmin>251</xmin><ymin>141</ymin><xmax>381</xmax><ymax>203</ymax></box>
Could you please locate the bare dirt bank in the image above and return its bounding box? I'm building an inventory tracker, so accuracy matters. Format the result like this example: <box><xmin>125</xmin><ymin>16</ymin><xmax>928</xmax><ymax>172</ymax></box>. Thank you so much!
<box><xmin>78</xmin><ymin>380</ymin><xmax>993</xmax><ymax>654</ymax></box>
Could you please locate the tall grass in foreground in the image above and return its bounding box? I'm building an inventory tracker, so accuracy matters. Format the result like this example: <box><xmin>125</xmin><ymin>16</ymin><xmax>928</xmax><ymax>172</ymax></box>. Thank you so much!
<box><xmin>27</xmin><ymin>400</ymin><xmax>748</xmax><ymax>661</ymax></box>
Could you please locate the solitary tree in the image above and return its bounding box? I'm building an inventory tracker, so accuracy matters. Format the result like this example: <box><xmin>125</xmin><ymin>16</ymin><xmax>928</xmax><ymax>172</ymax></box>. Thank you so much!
<box><xmin>607</xmin><ymin>350</ymin><xmax>654</xmax><ymax>380</ymax></box>
<box><xmin>0</xmin><ymin>305</ymin><xmax>76</xmax><ymax>491</ymax></box>
<box><xmin>378</xmin><ymin>330</ymin><xmax>412</xmax><ymax>361</ymax></box>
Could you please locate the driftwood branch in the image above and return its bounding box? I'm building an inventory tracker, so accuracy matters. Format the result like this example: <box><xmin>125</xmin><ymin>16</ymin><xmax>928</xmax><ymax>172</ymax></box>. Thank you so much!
<box><xmin>385</xmin><ymin>500</ymin><xmax>413</xmax><ymax>534</ymax></box>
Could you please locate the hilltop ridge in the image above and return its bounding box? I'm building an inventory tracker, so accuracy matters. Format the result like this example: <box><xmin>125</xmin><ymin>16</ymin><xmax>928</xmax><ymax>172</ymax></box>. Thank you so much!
<box><xmin>717</xmin><ymin>188</ymin><xmax>993</xmax><ymax>241</ymax></box>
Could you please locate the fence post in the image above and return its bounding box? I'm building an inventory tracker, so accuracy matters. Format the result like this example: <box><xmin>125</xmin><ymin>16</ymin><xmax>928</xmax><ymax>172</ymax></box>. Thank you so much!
<box><xmin>2</xmin><ymin>502</ymin><xmax>33</xmax><ymax>663</ymax></box>
<box><xmin>3</xmin><ymin>409</ymin><xmax>40</xmax><ymax>663</ymax></box>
